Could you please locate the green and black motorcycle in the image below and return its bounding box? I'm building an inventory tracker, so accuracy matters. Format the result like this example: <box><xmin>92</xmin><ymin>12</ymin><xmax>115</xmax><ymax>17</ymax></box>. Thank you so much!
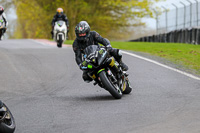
<box><xmin>82</xmin><ymin>45</ymin><xmax>132</xmax><ymax>99</ymax></box>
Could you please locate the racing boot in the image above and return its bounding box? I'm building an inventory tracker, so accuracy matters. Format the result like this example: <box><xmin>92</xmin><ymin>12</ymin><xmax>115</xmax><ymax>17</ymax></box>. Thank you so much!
<box><xmin>51</xmin><ymin>31</ymin><xmax>53</xmax><ymax>39</ymax></box>
<box><xmin>110</xmin><ymin>48</ymin><xmax>129</xmax><ymax>71</ymax></box>
<box><xmin>119</xmin><ymin>61</ymin><xmax>128</xmax><ymax>71</ymax></box>
<box><xmin>66</xmin><ymin>30</ymin><xmax>69</xmax><ymax>40</ymax></box>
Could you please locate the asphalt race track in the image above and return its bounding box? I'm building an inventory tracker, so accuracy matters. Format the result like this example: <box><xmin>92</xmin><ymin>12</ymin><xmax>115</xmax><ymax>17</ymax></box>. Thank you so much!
<box><xmin>0</xmin><ymin>39</ymin><xmax>200</xmax><ymax>133</ymax></box>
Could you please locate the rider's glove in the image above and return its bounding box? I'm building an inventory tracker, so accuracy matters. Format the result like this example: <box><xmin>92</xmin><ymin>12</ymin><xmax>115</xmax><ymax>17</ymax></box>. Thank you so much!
<box><xmin>79</xmin><ymin>61</ymin><xmax>87</xmax><ymax>70</ymax></box>
<box><xmin>106</xmin><ymin>45</ymin><xmax>112</xmax><ymax>52</ymax></box>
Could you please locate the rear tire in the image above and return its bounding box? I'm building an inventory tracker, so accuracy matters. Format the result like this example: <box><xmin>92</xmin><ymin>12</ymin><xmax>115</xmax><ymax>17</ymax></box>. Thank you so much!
<box><xmin>0</xmin><ymin>104</ymin><xmax>15</xmax><ymax>133</ymax></box>
<box><xmin>99</xmin><ymin>71</ymin><xmax>122</xmax><ymax>99</ymax></box>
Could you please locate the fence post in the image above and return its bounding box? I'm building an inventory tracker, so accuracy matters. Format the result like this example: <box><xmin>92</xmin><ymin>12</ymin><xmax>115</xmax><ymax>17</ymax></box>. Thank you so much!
<box><xmin>172</xmin><ymin>3</ymin><xmax>178</xmax><ymax>30</ymax></box>
<box><xmin>153</xmin><ymin>9</ymin><xmax>159</xmax><ymax>35</ymax></box>
<box><xmin>195</xmin><ymin>0</ymin><xmax>199</xmax><ymax>26</ymax></box>
<box><xmin>186</xmin><ymin>0</ymin><xmax>193</xmax><ymax>27</ymax></box>
<box><xmin>180</xmin><ymin>2</ymin><xmax>186</xmax><ymax>29</ymax></box>
<box><xmin>162</xmin><ymin>6</ymin><xmax>168</xmax><ymax>33</ymax></box>
<box><xmin>195</xmin><ymin>29</ymin><xmax>199</xmax><ymax>45</ymax></box>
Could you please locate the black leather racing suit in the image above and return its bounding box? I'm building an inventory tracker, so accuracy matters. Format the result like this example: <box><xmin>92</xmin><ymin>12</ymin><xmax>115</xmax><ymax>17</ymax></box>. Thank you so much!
<box><xmin>72</xmin><ymin>31</ymin><xmax>122</xmax><ymax>82</ymax></box>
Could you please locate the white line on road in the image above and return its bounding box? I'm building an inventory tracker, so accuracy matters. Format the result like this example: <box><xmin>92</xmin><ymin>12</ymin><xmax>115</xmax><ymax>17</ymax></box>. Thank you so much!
<box><xmin>122</xmin><ymin>51</ymin><xmax>200</xmax><ymax>81</ymax></box>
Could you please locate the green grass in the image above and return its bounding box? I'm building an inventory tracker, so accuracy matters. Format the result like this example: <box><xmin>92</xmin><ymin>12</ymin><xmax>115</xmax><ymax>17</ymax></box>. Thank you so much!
<box><xmin>64</xmin><ymin>40</ymin><xmax>74</xmax><ymax>45</ymax></box>
<box><xmin>64</xmin><ymin>40</ymin><xmax>200</xmax><ymax>75</ymax></box>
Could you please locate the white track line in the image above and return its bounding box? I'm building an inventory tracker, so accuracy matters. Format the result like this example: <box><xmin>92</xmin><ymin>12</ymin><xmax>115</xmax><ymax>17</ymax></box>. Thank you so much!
<box><xmin>122</xmin><ymin>51</ymin><xmax>200</xmax><ymax>81</ymax></box>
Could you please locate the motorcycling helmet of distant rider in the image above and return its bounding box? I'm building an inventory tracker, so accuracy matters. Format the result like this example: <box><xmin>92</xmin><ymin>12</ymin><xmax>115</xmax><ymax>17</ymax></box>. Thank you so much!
<box><xmin>75</xmin><ymin>21</ymin><xmax>90</xmax><ymax>41</ymax></box>
<box><xmin>0</xmin><ymin>6</ymin><xmax>4</xmax><ymax>15</ymax></box>
<box><xmin>57</xmin><ymin>8</ymin><xmax>63</xmax><ymax>17</ymax></box>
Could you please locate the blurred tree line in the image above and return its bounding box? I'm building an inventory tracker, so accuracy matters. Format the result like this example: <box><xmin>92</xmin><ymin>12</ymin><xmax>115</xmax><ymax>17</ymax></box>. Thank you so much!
<box><xmin>1</xmin><ymin>0</ymin><xmax>161</xmax><ymax>40</ymax></box>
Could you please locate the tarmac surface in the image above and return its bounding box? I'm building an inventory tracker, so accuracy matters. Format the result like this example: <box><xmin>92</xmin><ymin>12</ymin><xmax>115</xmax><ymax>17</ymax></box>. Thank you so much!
<box><xmin>0</xmin><ymin>39</ymin><xmax>200</xmax><ymax>133</ymax></box>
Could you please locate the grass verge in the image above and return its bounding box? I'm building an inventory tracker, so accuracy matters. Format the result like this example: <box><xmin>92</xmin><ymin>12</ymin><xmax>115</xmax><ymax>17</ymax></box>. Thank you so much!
<box><xmin>64</xmin><ymin>40</ymin><xmax>74</xmax><ymax>45</ymax></box>
<box><xmin>64</xmin><ymin>40</ymin><xmax>200</xmax><ymax>75</ymax></box>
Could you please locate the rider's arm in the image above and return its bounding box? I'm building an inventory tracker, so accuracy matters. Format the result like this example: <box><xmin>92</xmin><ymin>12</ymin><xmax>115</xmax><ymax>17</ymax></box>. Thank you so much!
<box><xmin>63</xmin><ymin>15</ymin><xmax>69</xmax><ymax>30</ymax></box>
<box><xmin>92</xmin><ymin>31</ymin><xmax>111</xmax><ymax>48</ymax></box>
<box><xmin>73</xmin><ymin>40</ymin><xmax>83</xmax><ymax>66</ymax></box>
<box><xmin>51</xmin><ymin>15</ymin><xmax>57</xmax><ymax>26</ymax></box>
<box><xmin>64</xmin><ymin>15</ymin><xmax>69</xmax><ymax>25</ymax></box>
<box><xmin>2</xmin><ymin>13</ymin><xmax>8</xmax><ymax>27</ymax></box>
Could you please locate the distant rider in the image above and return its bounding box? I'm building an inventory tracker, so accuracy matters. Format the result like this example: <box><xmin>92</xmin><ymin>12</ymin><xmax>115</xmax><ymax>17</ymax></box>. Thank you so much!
<box><xmin>72</xmin><ymin>21</ymin><xmax>128</xmax><ymax>83</ymax></box>
<box><xmin>0</xmin><ymin>6</ymin><xmax>8</xmax><ymax>40</ymax></box>
<box><xmin>51</xmin><ymin>8</ymin><xmax>69</xmax><ymax>39</ymax></box>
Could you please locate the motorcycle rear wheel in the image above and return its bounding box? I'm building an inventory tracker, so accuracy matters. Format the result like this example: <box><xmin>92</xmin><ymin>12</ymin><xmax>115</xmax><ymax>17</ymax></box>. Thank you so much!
<box><xmin>99</xmin><ymin>71</ymin><xmax>122</xmax><ymax>99</ymax></box>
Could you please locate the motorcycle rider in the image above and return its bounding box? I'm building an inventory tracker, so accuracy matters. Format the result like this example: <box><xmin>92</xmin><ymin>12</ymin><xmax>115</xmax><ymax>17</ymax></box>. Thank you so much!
<box><xmin>0</xmin><ymin>6</ymin><xmax>8</xmax><ymax>40</ymax></box>
<box><xmin>51</xmin><ymin>8</ymin><xmax>69</xmax><ymax>39</ymax></box>
<box><xmin>72</xmin><ymin>21</ymin><xmax>128</xmax><ymax>83</ymax></box>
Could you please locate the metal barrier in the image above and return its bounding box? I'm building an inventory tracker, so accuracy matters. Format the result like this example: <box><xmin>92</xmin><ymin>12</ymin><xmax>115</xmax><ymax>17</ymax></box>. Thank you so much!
<box><xmin>130</xmin><ymin>28</ymin><xmax>200</xmax><ymax>45</ymax></box>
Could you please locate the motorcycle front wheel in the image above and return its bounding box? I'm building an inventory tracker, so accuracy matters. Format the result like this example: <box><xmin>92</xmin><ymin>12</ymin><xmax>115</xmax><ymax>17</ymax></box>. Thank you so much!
<box><xmin>57</xmin><ymin>34</ymin><xmax>63</xmax><ymax>48</ymax></box>
<box><xmin>0</xmin><ymin>30</ymin><xmax>2</xmax><ymax>40</ymax></box>
<box><xmin>99</xmin><ymin>71</ymin><xmax>122</xmax><ymax>99</ymax></box>
<box><xmin>0</xmin><ymin>104</ymin><xmax>16</xmax><ymax>133</ymax></box>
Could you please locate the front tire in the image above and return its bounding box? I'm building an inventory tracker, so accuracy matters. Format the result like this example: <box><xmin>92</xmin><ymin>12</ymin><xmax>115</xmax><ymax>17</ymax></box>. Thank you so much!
<box><xmin>0</xmin><ymin>30</ymin><xmax>2</xmax><ymax>41</ymax></box>
<box><xmin>57</xmin><ymin>34</ymin><xmax>63</xmax><ymax>48</ymax></box>
<box><xmin>99</xmin><ymin>71</ymin><xmax>122</xmax><ymax>99</ymax></box>
<box><xmin>0</xmin><ymin>104</ymin><xmax>16</xmax><ymax>133</ymax></box>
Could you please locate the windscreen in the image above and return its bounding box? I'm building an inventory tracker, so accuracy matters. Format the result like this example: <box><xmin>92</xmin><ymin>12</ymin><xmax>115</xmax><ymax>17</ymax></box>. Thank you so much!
<box><xmin>84</xmin><ymin>45</ymin><xmax>99</xmax><ymax>56</ymax></box>
<box><xmin>57</xmin><ymin>21</ymin><xmax>64</xmax><ymax>27</ymax></box>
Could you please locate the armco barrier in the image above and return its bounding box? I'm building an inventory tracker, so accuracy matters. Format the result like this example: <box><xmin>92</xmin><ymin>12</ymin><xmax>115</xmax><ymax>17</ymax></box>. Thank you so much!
<box><xmin>130</xmin><ymin>28</ymin><xmax>200</xmax><ymax>45</ymax></box>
